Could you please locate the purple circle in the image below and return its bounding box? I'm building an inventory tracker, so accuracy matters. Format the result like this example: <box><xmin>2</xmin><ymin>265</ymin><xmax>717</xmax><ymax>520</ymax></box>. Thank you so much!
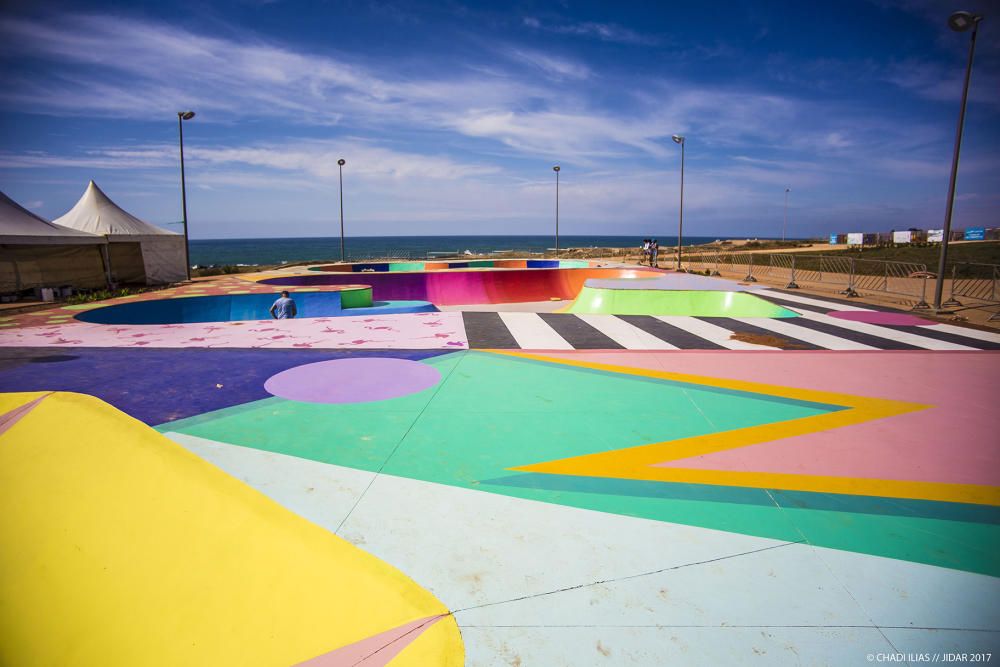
<box><xmin>264</xmin><ymin>358</ymin><xmax>441</xmax><ymax>404</ymax></box>
<box><xmin>826</xmin><ymin>310</ymin><xmax>937</xmax><ymax>326</ymax></box>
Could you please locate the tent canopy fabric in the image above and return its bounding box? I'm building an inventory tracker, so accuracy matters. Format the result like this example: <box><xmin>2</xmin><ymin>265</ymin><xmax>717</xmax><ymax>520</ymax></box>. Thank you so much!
<box><xmin>54</xmin><ymin>181</ymin><xmax>187</xmax><ymax>285</ymax></box>
<box><xmin>0</xmin><ymin>191</ymin><xmax>109</xmax><ymax>291</ymax></box>
<box><xmin>54</xmin><ymin>181</ymin><xmax>180</xmax><ymax>239</ymax></box>
<box><xmin>0</xmin><ymin>191</ymin><xmax>105</xmax><ymax>245</ymax></box>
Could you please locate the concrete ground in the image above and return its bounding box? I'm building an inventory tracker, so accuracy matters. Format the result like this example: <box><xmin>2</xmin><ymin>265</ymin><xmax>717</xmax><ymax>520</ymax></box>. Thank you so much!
<box><xmin>1</xmin><ymin>261</ymin><xmax>998</xmax><ymax>666</ymax></box>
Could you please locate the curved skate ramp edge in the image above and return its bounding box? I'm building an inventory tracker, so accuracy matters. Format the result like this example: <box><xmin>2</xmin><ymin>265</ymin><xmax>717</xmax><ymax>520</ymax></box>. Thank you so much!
<box><xmin>584</xmin><ymin>273</ymin><xmax>764</xmax><ymax>292</ymax></box>
<box><xmin>0</xmin><ymin>391</ymin><xmax>463</xmax><ymax>667</ymax></box>
<box><xmin>74</xmin><ymin>288</ymin><xmax>438</xmax><ymax>325</ymax></box>
<box><xmin>563</xmin><ymin>286</ymin><xmax>800</xmax><ymax>317</ymax></box>
<box><xmin>307</xmin><ymin>258</ymin><xmax>592</xmax><ymax>272</ymax></box>
<box><xmin>261</xmin><ymin>267</ymin><xmax>658</xmax><ymax>306</ymax></box>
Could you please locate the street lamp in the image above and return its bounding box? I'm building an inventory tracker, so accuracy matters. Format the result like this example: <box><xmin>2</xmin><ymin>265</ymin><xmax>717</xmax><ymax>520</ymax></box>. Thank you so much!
<box><xmin>671</xmin><ymin>134</ymin><xmax>685</xmax><ymax>270</ymax></box>
<box><xmin>177</xmin><ymin>110</ymin><xmax>195</xmax><ymax>280</ymax></box>
<box><xmin>553</xmin><ymin>165</ymin><xmax>561</xmax><ymax>256</ymax></box>
<box><xmin>934</xmin><ymin>10</ymin><xmax>983</xmax><ymax>312</ymax></box>
<box><xmin>782</xmin><ymin>187</ymin><xmax>791</xmax><ymax>241</ymax></box>
<box><xmin>337</xmin><ymin>158</ymin><xmax>346</xmax><ymax>263</ymax></box>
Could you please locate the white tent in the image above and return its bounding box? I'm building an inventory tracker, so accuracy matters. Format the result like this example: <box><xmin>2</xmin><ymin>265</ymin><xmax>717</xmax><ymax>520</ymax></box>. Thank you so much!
<box><xmin>54</xmin><ymin>181</ymin><xmax>187</xmax><ymax>285</ymax></box>
<box><xmin>0</xmin><ymin>191</ymin><xmax>109</xmax><ymax>292</ymax></box>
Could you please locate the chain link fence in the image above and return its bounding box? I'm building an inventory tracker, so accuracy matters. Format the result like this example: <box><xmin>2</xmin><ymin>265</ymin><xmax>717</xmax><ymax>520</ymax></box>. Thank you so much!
<box><xmin>681</xmin><ymin>251</ymin><xmax>940</xmax><ymax>305</ymax></box>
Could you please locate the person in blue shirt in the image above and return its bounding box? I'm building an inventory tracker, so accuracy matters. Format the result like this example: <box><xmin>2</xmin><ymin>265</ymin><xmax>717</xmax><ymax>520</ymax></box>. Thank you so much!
<box><xmin>269</xmin><ymin>291</ymin><xmax>298</xmax><ymax>319</ymax></box>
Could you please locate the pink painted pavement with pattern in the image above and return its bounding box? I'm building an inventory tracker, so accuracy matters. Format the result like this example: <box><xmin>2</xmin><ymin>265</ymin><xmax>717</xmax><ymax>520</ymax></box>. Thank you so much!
<box><xmin>533</xmin><ymin>350</ymin><xmax>1000</xmax><ymax>486</ymax></box>
<box><xmin>0</xmin><ymin>312</ymin><xmax>468</xmax><ymax>350</ymax></box>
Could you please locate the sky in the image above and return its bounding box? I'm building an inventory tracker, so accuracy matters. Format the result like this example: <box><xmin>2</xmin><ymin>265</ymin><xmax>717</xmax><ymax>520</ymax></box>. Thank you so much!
<box><xmin>0</xmin><ymin>0</ymin><xmax>997</xmax><ymax>240</ymax></box>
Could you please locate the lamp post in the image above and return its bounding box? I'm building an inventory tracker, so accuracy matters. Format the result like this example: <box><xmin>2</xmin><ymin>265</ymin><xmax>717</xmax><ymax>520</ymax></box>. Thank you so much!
<box><xmin>671</xmin><ymin>134</ymin><xmax>685</xmax><ymax>270</ymax></box>
<box><xmin>337</xmin><ymin>158</ymin><xmax>346</xmax><ymax>263</ymax></box>
<box><xmin>934</xmin><ymin>10</ymin><xmax>983</xmax><ymax>312</ymax></box>
<box><xmin>553</xmin><ymin>165</ymin><xmax>561</xmax><ymax>256</ymax></box>
<box><xmin>783</xmin><ymin>187</ymin><xmax>791</xmax><ymax>241</ymax></box>
<box><xmin>177</xmin><ymin>110</ymin><xmax>195</xmax><ymax>280</ymax></box>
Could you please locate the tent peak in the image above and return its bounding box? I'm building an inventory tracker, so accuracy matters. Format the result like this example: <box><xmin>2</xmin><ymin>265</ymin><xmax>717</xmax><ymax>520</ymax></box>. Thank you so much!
<box><xmin>56</xmin><ymin>183</ymin><xmax>178</xmax><ymax>237</ymax></box>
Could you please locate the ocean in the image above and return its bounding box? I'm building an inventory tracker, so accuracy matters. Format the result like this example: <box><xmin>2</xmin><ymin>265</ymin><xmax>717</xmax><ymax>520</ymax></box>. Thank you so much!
<box><xmin>189</xmin><ymin>235</ymin><xmax>741</xmax><ymax>267</ymax></box>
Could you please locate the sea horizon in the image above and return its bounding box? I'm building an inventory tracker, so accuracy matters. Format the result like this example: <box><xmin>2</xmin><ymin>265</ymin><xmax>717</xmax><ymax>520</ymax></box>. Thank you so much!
<box><xmin>190</xmin><ymin>234</ymin><xmax>803</xmax><ymax>267</ymax></box>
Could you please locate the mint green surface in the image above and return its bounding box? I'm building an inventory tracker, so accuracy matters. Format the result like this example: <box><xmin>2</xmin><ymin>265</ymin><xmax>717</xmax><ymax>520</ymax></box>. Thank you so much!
<box><xmin>566</xmin><ymin>287</ymin><xmax>799</xmax><ymax>317</ymax></box>
<box><xmin>388</xmin><ymin>262</ymin><xmax>426</xmax><ymax>272</ymax></box>
<box><xmin>557</xmin><ymin>259</ymin><xmax>590</xmax><ymax>268</ymax></box>
<box><xmin>160</xmin><ymin>351</ymin><xmax>998</xmax><ymax>575</ymax></box>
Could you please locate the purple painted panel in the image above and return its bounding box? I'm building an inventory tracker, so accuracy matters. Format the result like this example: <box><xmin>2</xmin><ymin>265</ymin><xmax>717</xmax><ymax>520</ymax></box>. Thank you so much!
<box><xmin>264</xmin><ymin>357</ymin><xmax>442</xmax><ymax>403</ymax></box>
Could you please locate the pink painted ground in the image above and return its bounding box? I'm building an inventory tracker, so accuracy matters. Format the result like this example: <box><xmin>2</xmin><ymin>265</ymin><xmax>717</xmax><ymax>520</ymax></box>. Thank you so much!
<box><xmin>295</xmin><ymin>615</ymin><xmax>443</xmax><ymax>666</ymax></box>
<box><xmin>535</xmin><ymin>350</ymin><xmax>1000</xmax><ymax>486</ymax></box>
<box><xmin>0</xmin><ymin>312</ymin><xmax>468</xmax><ymax>350</ymax></box>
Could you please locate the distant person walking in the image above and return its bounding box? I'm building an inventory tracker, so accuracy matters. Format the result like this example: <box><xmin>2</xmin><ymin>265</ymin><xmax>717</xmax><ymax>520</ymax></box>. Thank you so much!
<box><xmin>270</xmin><ymin>291</ymin><xmax>298</xmax><ymax>319</ymax></box>
<box><xmin>641</xmin><ymin>239</ymin><xmax>651</xmax><ymax>266</ymax></box>
<box><xmin>651</xmin><ymin>239</ymin><xmax>659</xmax><ymax>267</ymax></box>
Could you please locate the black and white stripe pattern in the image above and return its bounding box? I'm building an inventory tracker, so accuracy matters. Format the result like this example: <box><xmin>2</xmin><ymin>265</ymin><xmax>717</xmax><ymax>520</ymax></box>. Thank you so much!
<box><xmin>461</xmin><ymin>296</ymin><xmax>1000</xmax><ymax>351</ymax></box>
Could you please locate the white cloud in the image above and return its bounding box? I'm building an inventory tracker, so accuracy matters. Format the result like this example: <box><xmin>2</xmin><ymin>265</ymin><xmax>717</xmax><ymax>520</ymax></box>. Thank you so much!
<box><xmin>522</xmin><ymin>17</ymin><xmax>657</xmax><ymax>45</ymax></box>
<box><xmin>0</xmin><ymin>10</ymin><xmax>949</xmax><ymax>167</ymax></box>
<box><xmin>2</xmin><ymin>10</ymin><xmax>998</xmax><ymax>235</ymax></box>
<box><xmin>884</xmin><ymin>59</ymin><xmax>1000</xmax><ymax>107</ymax></box>
<box><xmin>505</xmin><ymin>48</ymin><xmax>591</xmax><ymax>80</ymax></box>
<box><xmin>0</xmin><ymin>140</ymin><xmax>502</xmax><ymax>183</ymax></box>
<box><xmin>0</xmin><ymin>13</ymin><xmax>540</xmax><ymax>128</ymax></box>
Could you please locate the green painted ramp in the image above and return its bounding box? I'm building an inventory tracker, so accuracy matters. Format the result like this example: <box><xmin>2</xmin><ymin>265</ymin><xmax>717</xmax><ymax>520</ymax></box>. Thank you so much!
<box><xmin>388</xmin><ymin>262</ymin><xmax>426</xmax><ymax>272</ymax></box>
<box><xmin>564</xmin><ymin>287</ymin><xmax>799</xmax><ymax>317</ymax></box>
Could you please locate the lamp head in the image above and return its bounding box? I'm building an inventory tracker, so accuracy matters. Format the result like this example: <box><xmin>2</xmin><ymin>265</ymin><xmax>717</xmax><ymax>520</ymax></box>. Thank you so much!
<box><xmin>948</xmin><ymin>11</ymin><xmax>982</xmax><ymax>32</ymax></box>
<box><xmin>178</xmin><ymin>111</ymin><xmax>195</xmax><ymax>121</ymax></box>
<box><xmin>786</xmin><ymin>187</ymin><xmax>791</xmax><ymax>193</ymax></box>
<box><xmin>672</xmin><ymin>134</ymin><xmax>684</xmax><ymax>145</ymax></box>
<box><xmin>553</xmin><ymin>165</ymin><xmax>560</xmax><ymax>172</ymax></box>
<box><xmin>338</xmin><ymin>158</ymin><xmax>346</xmax><ymax>166</ymax></box>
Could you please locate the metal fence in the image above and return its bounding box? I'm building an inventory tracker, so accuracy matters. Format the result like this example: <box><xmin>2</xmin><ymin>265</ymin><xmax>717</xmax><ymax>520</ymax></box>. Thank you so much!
<box><xmin>945</xmin><ymin>262</ymin><xmax>1000</xmax><ymax>319</ymax></box>
<box><xmin>682</xmin><ymin>252</ymin><xmax>935</xmax><ymax>305</ymax></box>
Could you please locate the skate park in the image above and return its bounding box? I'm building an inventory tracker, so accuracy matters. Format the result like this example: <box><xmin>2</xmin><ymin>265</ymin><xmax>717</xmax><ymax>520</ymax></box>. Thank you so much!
<box><xmin>1</xmin><ymin>259</ymin><xmax>998</xmax><ymax>665</ymax></box>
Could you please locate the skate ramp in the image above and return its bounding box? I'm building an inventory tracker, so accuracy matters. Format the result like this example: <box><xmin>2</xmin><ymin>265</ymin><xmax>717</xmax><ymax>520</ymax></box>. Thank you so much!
<box><xmin>0</xmin><ymin>391</ymin><xmax>463</xmax><ymax>666</ymax></box>
<box><xmin>564</xmin><ymin>286</ymin><xmax>799</xmax><ymax>317</ymax></box>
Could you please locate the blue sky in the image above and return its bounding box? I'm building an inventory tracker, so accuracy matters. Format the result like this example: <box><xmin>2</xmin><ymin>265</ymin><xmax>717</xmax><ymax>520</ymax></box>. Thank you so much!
<box><xmin>0</xmin><ymin>0</ymin><xmax>997</xmax><ymax>239</ymax></box>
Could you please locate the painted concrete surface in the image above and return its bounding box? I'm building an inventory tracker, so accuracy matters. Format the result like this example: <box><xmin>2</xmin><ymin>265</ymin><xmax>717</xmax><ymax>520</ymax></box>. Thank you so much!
<box><xmin>308</xmin><ymin>259</ymin><xmax>591</xmax><ymax>272</ymax></box>
<box><xmin>167</xmin><ymin>435</ymin><xmax>1000</xmax><ymax>666</ymax></box>
<box><xmin>0</xmin><ymin>392</ymin><xmax>463</xmax><ymax>666</ymax></box>
<box><xmin>535</xmin><ymin>350</ymin><xmax>999</xmax><ymax>488</ymax></box>
<box><xmin>265</xmin><ymin>357</ymin><xmax>443</xmax><ymax>403</ymax></box>
<box><xmin>158</xmin><ymin>350</ymin><xmax>999</xmax><ymax>576</ymax></box>
<box><xmin>583</xmin><ymin>273</ymin><xmax>765</xmax><ymax>291</ymax></box>
<box><xmin>7</xmin><ymin>308</ymin><xmax>998</xmax><ymax>351</ymax></box>
<box><xmin>260</xmin><ymin>267</ymin><xmax>657</xmax><ymax>305</ymax></box>
<box><xmin>827</xmin><ymin>310</ymin><xmax>938</xmax><ymax>326</ymax></box>
<box><xmin>77</xmin><ymin>292</ymin><xmax>437</xmax><ymax>324</ymax></box>
<box><xmin>2</xmin><ymin>267</ymin><xmax>999</xmax><ymax>666</ymax></box>
<box><xmin>563</xmin><ymin>287</ymin><xmax>800</xmax><ymax>317</ymax></box>
<box><xmin>0</xmin><ymin>311</ymin><xmax>468</xmax><ymax>349</ymax></box>
<box><xmin>0</xmin><ymin>347</ymin><xmax>452</xmax><ymax>424</ymax></box>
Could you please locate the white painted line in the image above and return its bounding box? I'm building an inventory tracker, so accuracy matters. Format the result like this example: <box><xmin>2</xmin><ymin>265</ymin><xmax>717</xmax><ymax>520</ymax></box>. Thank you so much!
<box><xmin>655</xmin><ymin>316</ymin><xmax>778</xmax><ymax>350</ymax></box>
<box><xmin>575</xmin><ymin>314</ymin><xmax>679</xmax><ymax>350</ymax></box>
<box><xmin>498</xmin><ymin>312</ymin><xmax>574</xmax><ymax>350</ymax></box>
<box><xmin>732</xmin><ymin>317</ymin><xmax>878</xmax><ymax>350</ymax></box>
<box><xmin>927</xmin><ymin>323</ymin><xmax>1000</xmax><ymax>345</ymax></box>
<box><xmin>794</xmin><ymin>311</ymin><xmax>978</xmax><ymax>350</ymax></box>
<box><xmin>757</xmin><ymin>290</ymin><xmax>872</xmax><ymax>312</ymax></box>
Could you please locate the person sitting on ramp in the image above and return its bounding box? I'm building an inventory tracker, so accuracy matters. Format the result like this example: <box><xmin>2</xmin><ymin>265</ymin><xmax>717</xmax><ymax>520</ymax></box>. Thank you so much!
<box><xmin>269</xmin><ymin>291</ymin><xmax>298</xmax><ymax>319</ymax></box>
